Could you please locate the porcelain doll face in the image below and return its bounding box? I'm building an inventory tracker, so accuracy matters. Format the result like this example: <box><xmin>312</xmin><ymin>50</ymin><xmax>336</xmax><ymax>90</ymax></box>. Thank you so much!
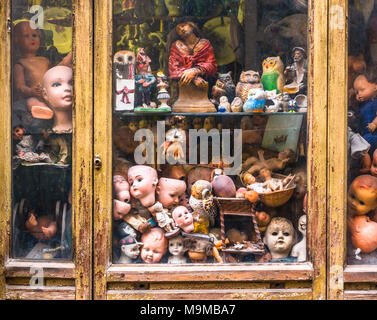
<box><xmin>118</xmin><ymin>222</ymin><xmax>137</xmax><ymax>239</ymax></box>
<box><xmin>113</xmin><ymin>175</ymin><xmax>131</xmax><ymax>203</ymax></box>
<box><xmin>121</xmin><ymin>243</ymin><xmax>141</xmax><ymax>260</ymax></box>
<box><xmin>140</xmin><ymin>228</ymin><xmax>168</xmax><ymax>264</ymax></box>
<box><xmin>127</xmin><ymin>165</ymin><xmax>158</xmax><ymax>207</ymax></box>
<box><xmin>353</xmin><ymin>75</ymin><xmax>377</xmax><ymax>102</ymax></box>
<box><xmin>264</xmin><ymin>217</ymin><xmax>295</xmax><ymax>260</ymax></box>
<box><xmin>371</xmin><ymin>150</ymin><xmax>377</xmax><ymax>177</ymax></box>
<box><xmin>157</xmin><ymin>178</ymin><xmax>186</xmax><ymax>209</ymax></box>
<box><xmin>169</xmin><ymin>235</ymin><xmax>185</xmax><ymax>256</ymax></box>
<box><xmin>298</xmin><ymin>215</ymin><xmax>307</xmax><ymax>234</ymax></box>
<box><xmin>172</xmin><ymin>206</ymin><xmax>194</xmax><ymax>232</ymax></box>
<box><xmin>348</xmin><ymin>175</ymin><xmax>377</xmax><ymax>216</ymax></box>
<box><xmin>15</xmin><ymin>21</ymin><xmax>40</xmax><ymax>55</ymax></box>
<box><xmin>42</xmin><ymin>66</ymin><xmax>73</xmax><ymax>110</ymax></box>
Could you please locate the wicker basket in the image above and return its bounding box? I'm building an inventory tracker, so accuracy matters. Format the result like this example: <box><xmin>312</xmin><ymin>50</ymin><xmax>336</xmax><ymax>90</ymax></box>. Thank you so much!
<box><xmin>258</xmin><ymin>173</ymin><xmax>296</xmax><ymax>207</ymax></box>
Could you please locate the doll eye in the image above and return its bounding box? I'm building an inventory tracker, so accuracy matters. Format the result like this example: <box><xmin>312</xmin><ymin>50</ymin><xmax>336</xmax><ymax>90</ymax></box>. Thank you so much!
<box><xmin>52</xmin><ymin>82</ymin><xmax>61</xmax><ymax>87</ymax></box>
<box><xmin>350</xmin><ymin>193</ymin><xmax>355</xmax><ymax>199</ymax></box>
<box><xmin>283</xmin><ymin>232</ymin><xmax>290</xmax><ymax>236</ymax></box>
<box><xmin>359</xmin><ymin>201</ymin><xmax>365</xmax><ymax>205</ymax></box>
<box><xmin>272</xmin><ymin>232</ymin><xmax>278</xmax><ymax>236</ymax></box>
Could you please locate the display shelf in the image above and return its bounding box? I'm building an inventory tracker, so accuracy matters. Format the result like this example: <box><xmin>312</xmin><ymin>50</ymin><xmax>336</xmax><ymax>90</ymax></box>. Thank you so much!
<box><xmin>114</xmin><ymin>14</ymin><xmax>229</xmax><ymax>24</ymax></box>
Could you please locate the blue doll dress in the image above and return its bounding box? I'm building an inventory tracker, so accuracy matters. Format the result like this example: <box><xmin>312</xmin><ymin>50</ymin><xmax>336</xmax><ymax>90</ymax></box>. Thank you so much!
<box><xmin>359</xmin><ymin>99</ymin><xmax>377</xmax><ymax>154</ymax></box>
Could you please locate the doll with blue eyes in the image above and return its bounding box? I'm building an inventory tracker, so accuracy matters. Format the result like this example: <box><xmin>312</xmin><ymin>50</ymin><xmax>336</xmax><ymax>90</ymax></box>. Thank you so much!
<box><xmin>347</xmin><ymin>175</ymin><xmax>377</xmax><ymax>217</ymax></box>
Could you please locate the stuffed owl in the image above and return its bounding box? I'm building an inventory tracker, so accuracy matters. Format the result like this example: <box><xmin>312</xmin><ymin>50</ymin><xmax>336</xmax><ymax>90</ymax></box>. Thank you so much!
<box><xmin>261</xmin><ymin>56</ymin><xmax>285</xmax><ymax>94</ymax></box>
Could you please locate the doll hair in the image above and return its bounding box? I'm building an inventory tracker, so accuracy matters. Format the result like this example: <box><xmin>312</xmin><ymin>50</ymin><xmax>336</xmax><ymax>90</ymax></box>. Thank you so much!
<box><xmin>355</xmin><ymin>66</ymin><xmax>377</xmax><ymax>85</ymax></box>
<box><xmin>351</xmin><ymin>174</ymin><xmax>377</xmax><ymax>193</ymax></box>
<box><xmin>141</xmin><ymin>227</ymin><xmax>167</xmax><ymax>246</ymax></box>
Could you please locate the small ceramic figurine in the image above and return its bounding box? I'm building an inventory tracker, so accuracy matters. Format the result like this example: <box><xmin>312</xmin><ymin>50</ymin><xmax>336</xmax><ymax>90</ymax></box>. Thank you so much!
<box><xmin>211</xmin><ymin>71</ymin><xmax>236</xmax><ymax>106</ymax></box>
<box><xmin>353</xmin><ymin>70</ymin><xmax>377</xmax><ymax>152</ymax></box>
<box><xmin>284</xmin><ymin>47</ymin><xmax>307</xmax><ymax>95</ymax></box>
<box><xmin>13</xmin><ymin>21</ymin><xmax>72</xmax><ymax>120</ymax></box>
<box><xmin>264</xmin><ymin>217</ymin><xmax>296</xmax><ymax>261</ymax></box>
<box><xmin>168</xmin><ymin>235</ymin><xmax>188</xmax><ymax>264</ymax></box>
<box><xmin>25</xmin><ymin>211</ymin><xmax>57</xmax><ymax>241</ymax></box>
<box><xmin>218</xmin><ymin>96</ymin><xmax>231</xmax><ymax>112</ymax></box>
<box><xmin>140</xmin><ymin>227</ymin><xmax>168</xmax><ymax>264</ymax></box>
<box><xmin>127</xmin><ymin>165</ymin><xmax>158</xmax><ymax>208</ymax></box>
<box><xmin>291</xmin><ymin>214</ymin><xmax>307</xmax><ymax>262</ymax></box>
<box><xmin>265</xmin><ymin>90</ymin><xmax>280</xmax><ymax>113</ymax></box>
<box><xmin>189</xmin><ymin>180</ymin><xmax>217</xmax><ymax>226</ymax></box>
<box><xmin>169</xmin><ymin>21</ymin><xmax>217</xmax><ymax>112</ymax></box>
<box><xmin>114</xmin><ymin>50</ymin><xmax>136</xmax><ymax>111</ymax></box>
<box><xmin>243</xmin><ymin>88</ymin><xmax>266</xmax><ymax>113</ymax></box>
<box><xmin>261</xmin><ymin>56</ymin><xmax>285</xmax><ymax>94</ymax></box>
<box><xmin>172</xmin><ymin>206</ymin><xmax>194</xmax><ymax>233</ymax></box>
<box><xmin>236</xmin><ymin>70</ymin><xmax>263</xmax><ymax>103</ymax></box>
<box><xmin>157</xmin><ymin>178</ymin><xmax>187</xmax><ymax>209</ymax></box>
<box><xmin>117</xmin><ymin>236</ymin><xmax>143</xmax><ymax>264</ymax></box>
<box><xmin>135</xmin><ymin>48</ymin><xmax>156</xmax><ymax>109</ymax></box>
<box><xmin>156</xmin><ymin>71</ymin><xmax>171</xmax><ymax>111</ymax></box>
<box><xmin>230</xmin><ymin>97</ymin><xmax>243</xmax><ymax>112</ymax></box>
<box><xmin>348</xmin><ymin>175</ymin><xmax>377</xmax><ymax>217</ymax></box>
<box><xmin>276</xmin><ymin>92</ymin><xmax>291</xmax><ymax>112</ymax></box>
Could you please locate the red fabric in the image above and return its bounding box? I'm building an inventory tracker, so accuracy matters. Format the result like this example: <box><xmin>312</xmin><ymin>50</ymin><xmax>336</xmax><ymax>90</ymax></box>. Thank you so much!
<box><xmin>169</xmin><ymin>39</ymin><xmax>217</xmax><ymax>80</ymax></box>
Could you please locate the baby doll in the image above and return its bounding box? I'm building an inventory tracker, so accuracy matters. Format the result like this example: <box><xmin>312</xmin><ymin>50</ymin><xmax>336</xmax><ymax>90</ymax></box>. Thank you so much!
<box><xmin>13</xmin><ymin>21</ymin><xmax>72</xmax><ymax>120</ymax></box>
<box><xmin>172</xmin><ymin>206</ymin><xmax>194</xmax><ymax>233</ymax></box>
<box><xmin>168</xmin><ymin>235</ymin><xmax>187</xmax><ymax>264</ymax></box>
<box><xmin>117</xmin><ymin>236</ymin><xmax>143</xmax><ymax>264</ymax></box>
<box><xmin>140</xmin><ymin>227</ymin><xmax>168</xmax><ymax>264</ymax></box>
<box><xmin>353</xmin><ymin>69</ymin><xmax>377</xmax><ymax>154</ymax></box>
<box><xmin>347</xmin><ymin>174</ymin><xmax>377</xmax><ymax>217</ymax></box>
<box><xmin>156</xmin><ymin>177</ymin><xmax>187</xmax><ymax>210</ymax></box>
<box><xmin>25</xmin><ymin>210</ymin><xmax>57</xmax><ymax>241</ymax></box>
<box><xmin>128</xmin><ymin>165</ymin><xmax>158</xmax><ymax>208</ymax></box>
<box><xmin>263</xmin><ymin>217</ymin><xmax>297</xmax><ymax>261</ymax></box>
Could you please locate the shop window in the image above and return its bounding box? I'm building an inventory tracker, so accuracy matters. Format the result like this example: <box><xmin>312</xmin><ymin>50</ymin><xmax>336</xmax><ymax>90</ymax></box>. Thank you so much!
<box><xmin>111</xmin><ymin>0</ymin><xmax>309</xmax><ymax>265</ymax></box>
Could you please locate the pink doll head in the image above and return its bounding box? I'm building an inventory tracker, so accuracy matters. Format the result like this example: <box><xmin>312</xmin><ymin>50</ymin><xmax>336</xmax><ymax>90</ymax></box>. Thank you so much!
<box><xmin>113</xmin><ymin>175</ymin><xmax>131</xmax><ymax>203</ymax></box>
<box><xmin>113</xmin><ymin>199</ymin><xmax>131</xmax><ymax>220</ymax></box>
<box><xmin>156</xmin><ymin>178</ymin><xmax>187</xmax><ymax>209</ymax></box>
<box><xmin>172</xmin><ymin>206</ymin><xmax>194</xmax><ymax>233</ymax></box>
<box><xmin>14</xmin><ymin>21</ymin><xmax>41</xmax><ymax>56</ymax></box>
<box><xmin>127</xmin><ymin>165</ymin><xmax>158</xmax><ymax>207</ymax></box>
<box><xmin>140</xmin><ymin>227</ymin><xmax>168</xmax><ymax>264</ymax></box>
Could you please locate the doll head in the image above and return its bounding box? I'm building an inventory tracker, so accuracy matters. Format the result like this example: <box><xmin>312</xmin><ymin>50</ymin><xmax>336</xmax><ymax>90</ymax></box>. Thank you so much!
<box><xmin>119</xmin><ymin>236</ymin><xmax>143</xmax><ymax>260</ymax></box>
<box><xmin>14</xmin><ymin>21</ymin><xmax>41</xmax><ymax>56</ymax></box>
<box><xmin>113</xmin><ymin>199</ymin><xmax>131</xmax><ymax>220</ymax></box>
<box><xmin>172</xmin><ymin>206</ymin><xmax>194</xmax><ymax>233</ymax></box>
<box><xmin>263</xmin><ymin>217</ymin><xmax>296</xmax><ymax>260</ymax></box>
<box><xmin>348</xmin><ymin>175</ymin><xmax>377</xmax><ymax>216</ymax></box>
<box><xmin>140</xmin><ymin>227</ymin><xmax>168</xmax><ymax>264</ymax></box>
<box><xmin>157</xmin><ymin>178</ymin><xmax>186</xmax><ymax>209</ymax></box>
<box><xmin>113</xmin><ymin>175</ymin><xmax>131</xmax><ymax>203</ymax></box>
<box><xmin>161</xmin><ymin>165</ymin><xmax>186</xmax><ymax>181</ymax></box>
<box><xmin>118</xmin><ymin>221</ymin><xmax>138</xmax><ymax>239</ymax></box>
<box><xmin>371</xmin><ymin>149</ymin><xmax>377</xmax><ymax>177</ymax></box>
<box><xmin>353</xmin><ymin>68</ymin><xmax>377</xmax><ymax>102</ymax></box>
<box><xmin>168</xmin><ymin>235</ymin><xmax>186</xmax><ymax>256</ymax></box>
<box><xmin>127</xmin><ymin>165</ymin><xmax>158</xmax><ymax>207</ymax></box>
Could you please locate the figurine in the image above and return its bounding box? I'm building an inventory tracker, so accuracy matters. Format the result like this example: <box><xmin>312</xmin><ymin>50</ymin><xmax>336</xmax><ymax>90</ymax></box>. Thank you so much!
<box><xmin>172</xmin><ymin>206</ymin><xmax>194</xmax><ymax>233</ymax></box>
<box><xmin>117</xmin><ymin>236</ymin><xmax>143</xmax><ymax>264</ymax></box>
<box><xmin>168</xmin><ymin>21</ymin><xmax>217</xmax><ymax>112</ymax></box>
<box><xmin>150</xmin><ymin>202</ymin><xmax>180</xmax><ymax>237</ymax></box>
<box><xmin>291</xmin><ymin>214</ymin><xmax>307</xmax><ymax>262</ymax></box>
<box><xmin>157</xmin><ymin>178</ymin><xmax>187</xmax><ymax>209</ymax></box>
<box><xmin>284</xmin><ymin>47</ymin><xmax>307</xmax><ymax>95</ymax></box>
<box><xmin>25</xmin><ymin>211</ymin><xmax>57</xmax><ymax>241</ymax></box>
<box><xmin>265</xmin><ymin>90</ymin><xmax>280</xmax><ymax>113</ymax></box>
<box><xmin>140</xmin><ymin>227</ymin><xmax>168</xmax><ymax>264</ymax></box>
<box><xmin>348</xmin><ymin>175</ymin><xmax>377</xmax><ymax>217</ymax></box>
<box><xmin>114</xmin><ymin>50</ymin><xmax>135</xmax><ymax>111</ymax></box>
<box><xmin>243</xmin><ymin>88</ymin><xmax>266</xmax><ymax>113</ymax></box>
<box><xmin>288</xmin><ymin>99</ymin><xmax>297</xmax><ymax>112</ymax></box>
<box><xmin>263</xmin><ymin>217</ymin><xmax>296</xmax><ymax>261</ymax></box>
<box><xmin>135</xmin><ymin>48</ymin><xmax>156</xmax><ymax>109</ymax></box>
<box><xmin>156</xmin><ymin>72</ymin><xmax>171</xmax><ymax>111</ymax></box>
<box><xmin>168</xmin><ymin>235</ymin><xmax>187</xmax><ymax>264</ymax></box>
<box><xmin>160</xmin><ymin>128</ymin><xmax>186</xmax><ymax>163</ymax></box>
<box><xmin>218</xmin><ymin>96</ymin><xmax>231</xmax><ymax>112</ymax></box>
<box><xmin>261</xmin><ymin>57</ymin><xmax>285</xmax><ymax>94</ymax></box>
<box><xmin>211</xmin><ymin>71</ymin><xmax>236</xmax><ymax>106</ymax></box>
<box><xmin>13</xmin><ymin>21</ymin><xmax>71</xmax><ymax>120</ymax></box>
<box><xmin>236</xmin><ymin>70</ymin><xmax>263</xmax><ymax>103</ymax></box>
<box><xmin>276</xmin><ymin>92</ymin><xmax>291</xmax><ymax>112</ymax></box>
<box><xmin>230</xmin><ymin>97</ymin><xmax>243</xmax><ymax>112</ymax></box>
<box><xmin>189</xmin><ymin>180</ymin><xmax>217</xmax><ymax>226</ymax></box>
<box><xmin>353</xmin><ymin>70</ymin><xmax>377</xmax><ymax>153</ymax></box>
<box><xmin>113</xmin><ymin>199</ymin><xmax>132</xmax><ymax>220</ymax></box>
<box><xmin>127</xmin><ymin>165</ymin><xmax>158</xmax><ymax>208</ymax></box>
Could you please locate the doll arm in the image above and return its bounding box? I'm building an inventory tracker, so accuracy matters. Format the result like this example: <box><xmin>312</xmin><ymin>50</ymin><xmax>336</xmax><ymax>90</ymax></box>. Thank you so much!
<box><xmin>58</xmin><ymin>52</ymin><xmax>72</xmax><ymax>67</ymax></box>
<box><xmin>367</xmin><ymin>114</ymin><xmax>377</xmax><ymax>133</ymax></box>
<box><xmin>56</xmin><ymin>136</ymin><xmax>69</xmax><ymax>164</ymax></box>
<box><xmin>14</xmin><ymin>64</ymin><xmax>37</xmax><ymax>97</ymax></box>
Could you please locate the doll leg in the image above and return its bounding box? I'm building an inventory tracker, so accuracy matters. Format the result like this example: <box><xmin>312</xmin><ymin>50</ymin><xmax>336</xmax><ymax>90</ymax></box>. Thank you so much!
<box><xmin>27</xmin><ymin>97</ymin><xmax>54</xmax><ymax>119</ymax></box>
<box><xmin>359</xmin><ymin>153</ymin><xmax>372</xmax><ymax>173</ymax></box>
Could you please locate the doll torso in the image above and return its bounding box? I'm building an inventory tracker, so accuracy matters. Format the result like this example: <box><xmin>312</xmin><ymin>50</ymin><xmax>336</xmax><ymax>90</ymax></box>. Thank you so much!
<box><xmin>360</xmin><ymin>99</ymin><xmax>377</xmax><ymax>135</ymax></box>
<box><xmin>17</xmin><ymin>56</ymin><xmax>51</xmax><ymax>89</ymax></box>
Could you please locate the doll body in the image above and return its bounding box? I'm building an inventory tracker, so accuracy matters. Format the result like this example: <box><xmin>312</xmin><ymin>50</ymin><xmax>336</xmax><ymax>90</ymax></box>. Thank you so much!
<box><xmin>291</xmin><ymin>214</ymin><xmax>307</xmax><ymax>262</ymax></box>
<box><xmin>25</xmin><ymin>212</ymin><xmax>57</xmax><ymax>241</ymax></box>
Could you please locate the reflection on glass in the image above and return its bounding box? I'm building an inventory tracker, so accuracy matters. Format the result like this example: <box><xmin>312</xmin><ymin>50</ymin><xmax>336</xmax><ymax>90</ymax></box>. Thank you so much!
<box><xmin>12</xmin><ymin>0</ymin><xmax>73</xmax><ymax>260</ymax></box>
<box><xmin>112</xmin><ymin>0</ymin><xmax>308</xmax><ymax>264</ymax></box>
<box><xmin>347</xmin><ymin>1</ymin><xmax>377</xmax><ymax>264</ymax></box>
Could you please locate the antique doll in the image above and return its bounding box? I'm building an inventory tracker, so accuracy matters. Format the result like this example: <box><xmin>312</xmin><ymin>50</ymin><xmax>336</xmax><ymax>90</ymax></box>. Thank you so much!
<box><xmin>140</xmin><ymin>227</ymin><xmax>168</xmax><ymax>264</ymax></box>
<box><xmin>117</xmin><ymin>236</ymin><xmax>143</xmax><ymax>264</ymax></box>
<box><xmin>113</xmin><ymin>199</ymin><xmax>132</xmax><ymax>221</ymax></box>
<box><xmin>291</xmin><ymin>214</ymin><xmax>307</xmax><ymax>262</ymax></box>
<box><xmin>263</xmin><ymin>217</ymin><xmax>296</xmax><ymax>261</ymax></box>
<box><xmin>135</xmin><ymin>48</ymin><xmax>156</xmax><ymax>108</ymax></box>
<box><xmin>347</xmin><ymin>175</ymin><xmax>377</xmax><ymax>217</ymax></box>
<box><xmin>156</xmin><ymin>177</ymin><xmax>187</xmax><ymax>209</ymax></box>
<box><xmin>13</xmin><ymin>21</ymin><xmax>71</xmax><ymax>119</ymax></box>
<box><xmin>284</xmin><ymin>47</ymin><xmax>308</xmax><ymax>95</ymax></box>
<box><xmin>172</xmin><ymin>206</ymin><xmax>194</xmax><ymax>233</ymax></box>
<box><xmin>149</xmin><ymin>201</ymin><xmax>180</xmax><ymax>237</ymax></box>
<box><xmin>168</xmin><ymin>235</ymin><xmax>188</xmax><ymax>264</ymax></box>
<box><xmin>353</xmin><ymin>69</ymin><xmax>377</xmax><ymax>154</ymax></box>
<box><xmin>25</xmin><ymin>210</ymin><xmax>57</xmax><ymax>241</ymax></box>
<box><xmin>127</xmin><ymin>165</ymin><xmax>158</xmax><ymax>208</ymax></box>
<box><xmin>113</xmin><ymin>175</ymin><xmax>131</xmax><ymax>203</ymax></box>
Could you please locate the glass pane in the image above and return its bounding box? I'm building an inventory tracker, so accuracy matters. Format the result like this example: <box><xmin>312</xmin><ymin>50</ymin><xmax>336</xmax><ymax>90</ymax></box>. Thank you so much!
<box><xmin>347</xmin><ymin>1</ymin><xmax>377</xmax><ymax>264</ymax></box>
<box><xmin>11</xmin><ymin>0</ymin><xmax>73</xmax><ymax>260</ymax></box>
<box><xmin>112</xmin><ymin>0</ymin><xmax>308</xmax><ymax>264</ymax></box>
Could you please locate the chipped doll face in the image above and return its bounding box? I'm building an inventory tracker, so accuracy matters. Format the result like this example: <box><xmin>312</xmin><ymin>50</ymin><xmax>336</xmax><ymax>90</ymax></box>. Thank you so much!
<box><xmin>348</xmin><ymin>183</ymin><xmax>377</xmax><ymax>216</ymax></box>
<box><xmin>264</xmin><ymin>219</ymin><xmax>295</xmax><ymax>259</ymax></box>
<box><xmin>121</xmin><ymin>243</ymin><xmax>141</xmax><ymax>259</ymax></box>
<box><xmin>157</xmin><ymin>178</ymin><xmax>186</xmax><ymax>209</ymax></box>
<box><xmin>169</xmin><ymin>236</ymin><xmax>185</xmax><ymax>256</ymax></box>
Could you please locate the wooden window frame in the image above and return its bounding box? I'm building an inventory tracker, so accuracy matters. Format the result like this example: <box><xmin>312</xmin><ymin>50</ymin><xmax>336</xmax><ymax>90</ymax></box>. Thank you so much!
<box><xmin>0</xmin><ymin>0</ymin><xmax>93</xmax><ymax>300</ymax></box>
<box><xmin>93</xmin><ymin>0</ymin><xmax>328</xmax><ymax>300</ymax></box>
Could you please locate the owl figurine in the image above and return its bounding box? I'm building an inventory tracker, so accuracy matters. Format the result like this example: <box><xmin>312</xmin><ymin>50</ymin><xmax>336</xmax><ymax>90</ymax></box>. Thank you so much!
<box><xmin>189</xmin><ymin>180</ymin><xmax>217</xmax><ymax>228</ymax></box>
<box><xmin>236</xmin><ymin>70</ymin><xmax>263</xmax><ymax>103</ymax></box>
<box><xmin>261</xmin><ymin>56</ymin><xmax>286</xmax><ymax>94</ymax></box>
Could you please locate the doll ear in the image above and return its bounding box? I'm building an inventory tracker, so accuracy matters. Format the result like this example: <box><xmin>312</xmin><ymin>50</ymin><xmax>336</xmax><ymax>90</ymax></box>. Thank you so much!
<box><xmin>42</xmin><ymin>87</ymin><xmax>48</xmax><ymax>101</ymax></box>
<box><xmin>156</xmin><ymin>185</ymin><xmax>161</xmax><ymax>194</ymax></box>
<box><xmin>263</xmin><ymin>234</ymin><xmax>267</xmax><ymax>245</ymax></box>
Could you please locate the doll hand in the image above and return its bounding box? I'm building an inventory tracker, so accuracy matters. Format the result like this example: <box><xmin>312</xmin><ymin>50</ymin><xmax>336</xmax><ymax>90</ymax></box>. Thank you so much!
<box><xmin>26</xmin><ymin>213</ymin><xmax>38</xmax><ymax>228</ymax></box>
<box><xmin>367</xmin><ymin>122</ymin><xmax>377</xmax><ymax>133</ymax></box>
<box><xmin>41</xmin><ymin>225</ymin><xmax>56</xmax><ymax>240</ymax></box>
<box><xmin>31</xmin><ymin>84</ymin><xmax>43</xmax><ymax>98</ymax></box>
